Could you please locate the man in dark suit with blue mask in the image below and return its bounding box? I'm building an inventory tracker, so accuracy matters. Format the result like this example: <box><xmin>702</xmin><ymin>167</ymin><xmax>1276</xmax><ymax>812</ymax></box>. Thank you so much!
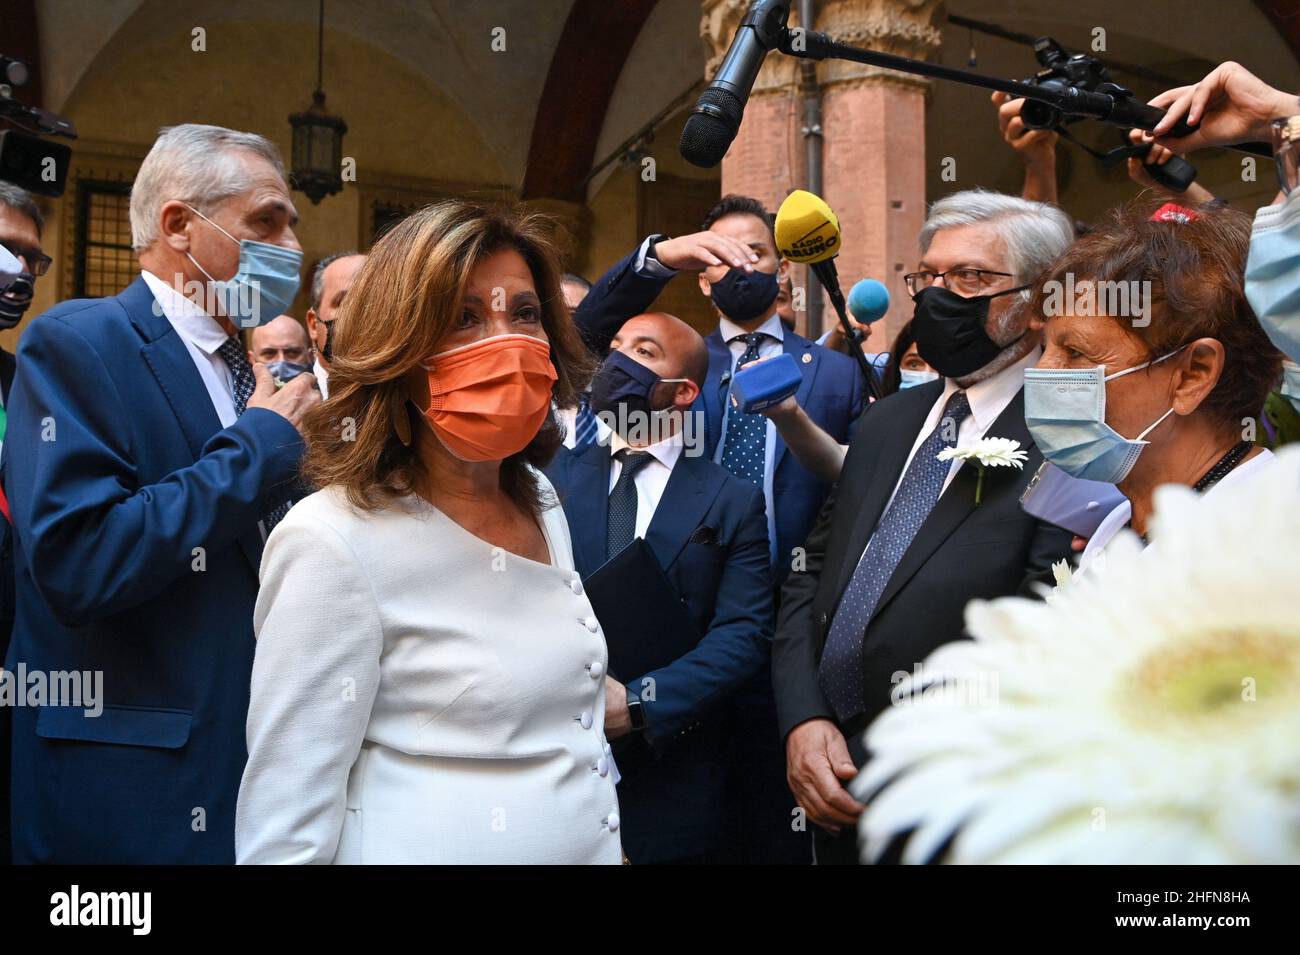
<box><xmin>572</xmin><ymin>195</ymin><xmax>865</xmax><ymax>862</ymax></box>
<box><xmin>3</xmin><ymin>124</ymin><xmax>320</xmax><ymax>863</ymax></box>
<box><xmin>546</xmin><ymin>311</ymin><xmax>773</xmax><ymax>864</ymax></box>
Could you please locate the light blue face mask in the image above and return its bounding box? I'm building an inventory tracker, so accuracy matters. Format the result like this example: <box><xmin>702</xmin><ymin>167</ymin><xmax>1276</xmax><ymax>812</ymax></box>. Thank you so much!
<box><xmin>1245</xmin><ymin>189</ymin><xmax>1300</xmax><ymax>364</ymax></box>
<box><xmin>1023</xmin><ymin>350</ymin><xmax>1181</xmax><ymax>485</ymax></box>
<box><xmin>185</xmin><ymin>203</ymin><xmax>303</xmax><ymax>328</ymax></box>
<box><xmin>898</xmin><ymin>368</ymin><xmax>939</xmax><ymax>390</ymax></box>
<box><xmin>1281</xmin><ymin>360</ymin><xmax>1300</xmax><ymax>413</ymax></box>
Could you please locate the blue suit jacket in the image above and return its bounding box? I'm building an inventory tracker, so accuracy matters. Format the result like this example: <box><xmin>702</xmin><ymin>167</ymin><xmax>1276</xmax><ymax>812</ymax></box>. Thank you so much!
<box><xmin>573</xmin><ymin>248</ymin><xmax>866</xmax><ymax>581</ymax></box>
<box><xmin>545</xmin><ymin>443</ymin><xmax>773</xmax><ymax>863</ymax></box>
<box><xmin>3</xmin><ymin>276</ymin><xmax>304</xmax><ymax>864</ymax></box>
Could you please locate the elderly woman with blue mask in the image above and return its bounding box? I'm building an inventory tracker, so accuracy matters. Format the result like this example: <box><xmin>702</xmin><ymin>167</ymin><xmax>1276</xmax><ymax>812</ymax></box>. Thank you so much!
<box><xmin>1025</xmin><ymin>200</ymin><xmax>1283</xmax><ymax>570</ymax></box>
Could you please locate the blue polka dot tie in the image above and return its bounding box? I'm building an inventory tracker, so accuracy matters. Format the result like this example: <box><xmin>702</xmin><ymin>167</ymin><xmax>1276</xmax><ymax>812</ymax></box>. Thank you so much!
<box><xmin>218</xmin><ymin>337</ymin><xmax>291</xmax><ymax>533</ymax></box>
<box><xmin>720</xmin><ymin>333</ymin><xmax>770</xmax><ymax>488</ymax></box>
<box><xmin>817</xmin><ymin>390</ymin><xmax>972</xmax><ymax>723</ymax></box>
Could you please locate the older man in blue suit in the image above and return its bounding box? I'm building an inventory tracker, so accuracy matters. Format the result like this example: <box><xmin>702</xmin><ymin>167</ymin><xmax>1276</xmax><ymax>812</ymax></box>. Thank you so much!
<box><xmin>3</xmin><ymin>124</ymin><xmax>320</xmax><ymax>863</ymax></box>
<box><xmin>546</xmin><ymin>311</ymin><xmax>773</xmax><ymax>864</ymax></box>
<box><xmin>571</xmin><ymin>195</ymin><xmax>865</xmax><ymax>863</ymax></box>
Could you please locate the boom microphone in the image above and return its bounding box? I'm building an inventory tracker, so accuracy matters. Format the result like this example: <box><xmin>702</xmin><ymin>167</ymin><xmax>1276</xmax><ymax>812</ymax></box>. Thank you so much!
<box><xmin>774</xmin><ymin>190</ymin><xmax>881</xmax><ymax>399</ymax></box>
<box><xmin>679</xmin><ymin>0</ymin><xmax>791</xmax><ymax>168</ymax></box>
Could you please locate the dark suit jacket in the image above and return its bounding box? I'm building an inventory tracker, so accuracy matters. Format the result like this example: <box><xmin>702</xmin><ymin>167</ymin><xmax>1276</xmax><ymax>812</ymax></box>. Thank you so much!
<box><xmin>573</xmin><ymin>247</ymin><xmax>866</xmax><ymax>580</ymax></box>
<box><xmin>545</xmin><ymin>442</ymin><xmax>773</xmax><ymax>863</ymax></box>
<box><xmin>772</xmin><ymin>378</ymin><xmax>1073</xmax><ymax>745</ymax></box>
<box><xmin>3</xmin><ymin>277</ymin><xmax>304</xmax><ymax>863</ymax></box>
<box><xmin>1</xmin><ymin>345</ymin><xmax>13</xmax><ymax>865</ymax></box>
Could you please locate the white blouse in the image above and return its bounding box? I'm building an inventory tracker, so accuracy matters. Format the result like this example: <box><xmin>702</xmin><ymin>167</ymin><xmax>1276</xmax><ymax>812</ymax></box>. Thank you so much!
<box><xmin>1078</xmin><ymin>448</ymin><xmax>1276</xmax><ymax>572</ymax></box>
<box><xmin>236</xmin><ymin>471</ymin><xmax>623</xmax><ymax>864</ymax></box>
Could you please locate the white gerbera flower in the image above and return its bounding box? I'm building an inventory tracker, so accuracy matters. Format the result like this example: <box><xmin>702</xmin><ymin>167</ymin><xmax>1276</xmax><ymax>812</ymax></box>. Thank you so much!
<box><xmin>854</xmin><ymin>446</ymin><xmax>1300</xmax><ymax>864</ymax></box>
<box><xmin>937</xmin><ymin>436</ymin><xmax>1028</xmax><ymax>469</ymax></box>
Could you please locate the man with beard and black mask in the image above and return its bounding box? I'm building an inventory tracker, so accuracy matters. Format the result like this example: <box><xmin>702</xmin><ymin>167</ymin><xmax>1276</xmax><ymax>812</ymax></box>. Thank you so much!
<box><xmin>773</xmin><ymin>189</ymin><xmax>1077</xmax><ymax>865</ymax></box>
<box><xmin>545</xmin><ymin>311</ymin><xmax>772</xmax><ymax>864</ymax></box>
<box><xmin>571</xmin><ymin>194</ymin><xmax>865</xmax><ymax>864</ymax></box>
<box><xmin>0</xmin><ymin>182</ymin><xmax>46</xmax><ymax>865</ymax></box>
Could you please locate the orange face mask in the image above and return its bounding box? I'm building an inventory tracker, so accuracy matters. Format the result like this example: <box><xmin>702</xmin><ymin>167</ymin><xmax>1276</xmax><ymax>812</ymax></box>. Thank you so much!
<box><xmin>417</xmin><ymin>333</ymin><xmax>558</xmax><ymax>462</ymax></box>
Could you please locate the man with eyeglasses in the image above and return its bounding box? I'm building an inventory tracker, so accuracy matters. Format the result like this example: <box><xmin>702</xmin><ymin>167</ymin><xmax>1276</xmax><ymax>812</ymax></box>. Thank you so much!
<box><xmin>772</xmin><ymin>189</ymin><xmax>1078</xmax><ymax>864</ymax></box>
<box><xmin>0</xmin><ymin>181</ymin><xmax>49</xmax><ymax>865</ymax></box>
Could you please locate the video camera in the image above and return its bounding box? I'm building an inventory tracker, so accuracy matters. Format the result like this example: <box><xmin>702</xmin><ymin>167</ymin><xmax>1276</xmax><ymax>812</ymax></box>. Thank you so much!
<box><xmin>1</xmin><ymin>54</ymin><xmax>77</xmax><ymax>198</ymax></box>
<box><xmin>1020</xmin><ymin>37</ymin><xmax>1197</xmax><ymax>192</ymax></box>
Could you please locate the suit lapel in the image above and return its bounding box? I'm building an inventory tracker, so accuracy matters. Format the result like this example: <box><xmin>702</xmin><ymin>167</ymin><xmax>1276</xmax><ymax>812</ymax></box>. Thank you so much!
<box><xmin>125</xmin><ymin>276</ymin><xmax>264</xmax><ymax>573</ymax></box>
<box><xmin>563</xmin><ymin>441</ymin><xmax>613</xmax><ymax>577</ymax></box>
<box><xmin>832</xmin><ymin>381</ymin><xmax>942</xmax><ymax>602</ymax></box>
<box><xmin>643</xmin><ymin>453</ymin><xmax>723</xmax><ymax>572</ymax></box>
<box><xmin>773</xmin><ymin>333</ymin><xmax>817</xmax><ymax>473</ymax></box>
<box><xmin>871</xmin><ymin>388</ymin><xmax>1031</xmax><ymax>618</ymax></box>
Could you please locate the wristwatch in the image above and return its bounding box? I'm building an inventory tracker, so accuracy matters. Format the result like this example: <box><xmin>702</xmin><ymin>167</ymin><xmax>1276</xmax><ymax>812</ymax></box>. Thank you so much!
<box><xmin>1272</xmin><ymin>116</ymin><xmax>1300</xmax><ymax>195</ymax></box>
<box><xmin>625</xmin><ymin>687</ymin><xmax>647</xmax><ymax>732</ymax></box>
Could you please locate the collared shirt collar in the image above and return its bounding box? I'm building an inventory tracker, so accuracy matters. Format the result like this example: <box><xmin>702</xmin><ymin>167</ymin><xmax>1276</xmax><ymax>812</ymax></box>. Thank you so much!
<box><xmin>939</xmin><ymin>345</ymin><xmax>1042</xmax><ymax>433</ymax></box>
<box><xmin>718</xmin><ymin>312</ymin><xmax>785</xmax><ymax>347</ymax></box>
<box><xmin>596</xmin><ymin>417</ymin><xmax>685</xmax><ymax>472</ymax></box>
<box><xmin>140</xmin><ymin>269</ymin><xmax>231</xmax><ymax>355</ymax></box>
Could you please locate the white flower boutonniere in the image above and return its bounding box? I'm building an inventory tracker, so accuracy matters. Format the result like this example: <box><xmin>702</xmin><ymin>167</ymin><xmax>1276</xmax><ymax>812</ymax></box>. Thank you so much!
<box><xmin>937</xmin><ymin>437</ymin><xmax>1028</xmax><ymax>505</ymax></box>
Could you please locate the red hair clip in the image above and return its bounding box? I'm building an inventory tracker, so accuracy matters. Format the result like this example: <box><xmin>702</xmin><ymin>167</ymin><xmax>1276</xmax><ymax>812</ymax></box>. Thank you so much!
<box><xmin>1149</xmin><ymin>202</ymin><xmax>1200</xmax><ymax>224</ymax></box>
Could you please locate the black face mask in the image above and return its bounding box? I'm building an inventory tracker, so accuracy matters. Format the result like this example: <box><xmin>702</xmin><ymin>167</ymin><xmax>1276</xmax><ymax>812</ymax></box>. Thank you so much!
<box><xmin>319</xmin><ymin>319</ymin><xmax>336</xmax><ymax>363</ymax></box>
<box><xmin>589</xmin><ymin>350</ymin><xmax>686</xmax><ymax>436</ymax></box>
<box><xmin>709</xmin><ymin>267</ymin><xmax>780</xmax><ymax>324</ymax></box>
<box><xmin>911</xmin><ymin>283</ymin><xmax>1029</xmax><ymax>379</ymax></box>
<box><xmin>0</xmin><ymin>272</ymin><xmax>34</xmax><ymax>330</ymax></box>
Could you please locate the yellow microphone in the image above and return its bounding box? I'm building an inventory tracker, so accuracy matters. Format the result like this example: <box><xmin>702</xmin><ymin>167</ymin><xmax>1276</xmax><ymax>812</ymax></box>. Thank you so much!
<box><xmin>774</xmin><ymin>189</ymin><xmax>880</xmax><ymax>399</ymax></box>
<box><xmin>775</xmin><ymin>190</ymin><xmax>842</xmax><ymax>264</ymax></box>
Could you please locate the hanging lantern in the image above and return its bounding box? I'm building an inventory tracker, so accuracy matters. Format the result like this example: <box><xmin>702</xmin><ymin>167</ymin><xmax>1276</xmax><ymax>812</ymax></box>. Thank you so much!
<box><xmin>288</xmin><ymin>0</ymin><xmax>347</xmax><ymax>204</ymax></box>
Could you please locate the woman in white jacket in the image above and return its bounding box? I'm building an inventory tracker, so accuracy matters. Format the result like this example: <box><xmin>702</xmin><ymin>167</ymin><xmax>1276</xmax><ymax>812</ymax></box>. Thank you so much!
<box><xmin>235</xmin><ymin>200</ymin><xmax>621</xmax><ymax>864</ymax></box>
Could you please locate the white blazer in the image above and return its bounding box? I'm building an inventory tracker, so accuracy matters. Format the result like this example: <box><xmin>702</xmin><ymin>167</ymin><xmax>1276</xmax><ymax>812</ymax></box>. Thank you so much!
<box><xmin>236</xmin><ymin>471</ymin><xmax>623</xmax><ymax>864</ymax></box>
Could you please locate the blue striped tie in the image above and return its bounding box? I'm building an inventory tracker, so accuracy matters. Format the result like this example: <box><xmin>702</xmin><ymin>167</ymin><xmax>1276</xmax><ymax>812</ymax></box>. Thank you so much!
<box><xmin>817</xmin><ymin>390</ymin><xmax>972</xmax><ymax>722</ymax></box>
<box><xmin>573</xmin><ymin>391</ymin><xmax>599</xmax><ymax>450</ymax></box>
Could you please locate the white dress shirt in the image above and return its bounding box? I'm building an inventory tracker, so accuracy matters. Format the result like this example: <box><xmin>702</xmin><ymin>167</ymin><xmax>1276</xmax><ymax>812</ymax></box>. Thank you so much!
<box><xmin>141</xmin><ymin>270</ymin><xmax>238</xmax><ymax>427</ymax></box>
<box><xmin>881</xmin><ymin>346</ymin><xmax>1042</xmax><ymax>515</ymax></box>
<box><xmin>1079</xmin><ymin>447</ymin><xmax>1276</xmax><ymax>572</ymax></box>
<box><xmin>312</xmin><ymin>357</ymin><xmax>330</xmax><ymax>399</ymax></box>
<box><xmin>558</xmin><ymin>403</ymin><xmax>578</xmax><ymax>450</ymax></box>
<box><xmin>599</xmin><ymin>418</ymin><xmax>684</xmax><ymax>539</ymax></box>
<box><xmin>236</xmin><ymin>471</ymin><xmax>623</xmax><ymax>864</ymax></box>
<box><xmin>714</xmin><ymin>313</ymin><xmax>785</xmax><ymax>560</ymax></box>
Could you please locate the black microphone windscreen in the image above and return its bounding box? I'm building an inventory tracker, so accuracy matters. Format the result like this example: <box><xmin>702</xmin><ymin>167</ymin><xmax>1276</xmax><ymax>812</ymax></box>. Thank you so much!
<box><xmin>679</xmin><ymin>87</ymin><xmax>744</xmax><ymax>168</ymax></box>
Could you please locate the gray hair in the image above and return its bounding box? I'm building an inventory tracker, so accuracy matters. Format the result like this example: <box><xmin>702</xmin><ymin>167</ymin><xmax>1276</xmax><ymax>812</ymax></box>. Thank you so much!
<box><xmin>919</xmin><ymin>189</ymin><xmax>1074</xmax><ymax>284</ymax></box>
<box><xmin>129</xmin><ymin>124</ymin><xmax>286</xmax><ymax>252</ymax></box>
<box><xmin>310</xmin><ymin>250</ymin><xmax>361</xmax><ymax>312</ymax></box>
<box><xmin>0</xmin><ymin>182</ymin><xmax>44</xmax><ymax>237</ymax></box>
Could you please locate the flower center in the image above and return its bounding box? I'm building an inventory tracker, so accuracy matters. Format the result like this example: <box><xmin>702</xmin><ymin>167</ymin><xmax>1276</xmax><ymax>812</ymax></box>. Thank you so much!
<box><xmin>1121</xmin><ymin>629</ymin><xmax>1300</xmax><ymax>724</ymax></box>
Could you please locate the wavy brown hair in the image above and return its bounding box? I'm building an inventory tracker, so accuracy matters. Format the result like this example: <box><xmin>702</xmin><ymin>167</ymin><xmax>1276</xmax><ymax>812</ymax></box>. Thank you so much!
<box><xmin>301</xmin><ymin>199</ymin><xmax>594</xmax><ymax>514</ymax></box>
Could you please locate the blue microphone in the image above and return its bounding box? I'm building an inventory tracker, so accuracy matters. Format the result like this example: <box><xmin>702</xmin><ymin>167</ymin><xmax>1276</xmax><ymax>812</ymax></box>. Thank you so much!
<box><xmin>847</xmin><ymin>279</ymin><xmax>890</xmax><ymax>325</ymax></box>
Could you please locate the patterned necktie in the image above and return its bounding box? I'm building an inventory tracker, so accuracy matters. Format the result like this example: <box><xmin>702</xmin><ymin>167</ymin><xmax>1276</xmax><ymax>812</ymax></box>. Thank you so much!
<box><xmin>719</xmin><ymin>332</ymin><xmax>769</xmax><ymax>487</ymax></box>
<box><xmin>818</xmin><ymin>390</ymin><xmax>972</xmax><ymax>723</ymax></box>
<box><xmin>573</xmin><ymin>391</ymin><xmax>599</xmax><ymax>450</ymax></box>
<box><xmin>217</xmin><ymin>337</ymin><xmax>291</xmax><ymax>532</ymax></box>
<box><xmin>606</xmin><ymin>448</ymin><xmax>655</xmax><ymax>560</ymax></box>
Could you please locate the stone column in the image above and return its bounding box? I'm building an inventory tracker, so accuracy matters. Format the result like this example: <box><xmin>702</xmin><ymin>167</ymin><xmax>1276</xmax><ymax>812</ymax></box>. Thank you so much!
<box><xmin>699</xmin><ymin>0</ymin><xmax>943</xmax><ymax>349</ymax></box>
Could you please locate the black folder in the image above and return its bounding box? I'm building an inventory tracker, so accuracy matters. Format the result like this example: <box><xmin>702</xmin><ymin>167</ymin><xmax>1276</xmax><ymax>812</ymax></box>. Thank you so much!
<box><xmin>583</xmin><ymin>538</ymin><xmax>702</xmax><ymax>683</ymax></box>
